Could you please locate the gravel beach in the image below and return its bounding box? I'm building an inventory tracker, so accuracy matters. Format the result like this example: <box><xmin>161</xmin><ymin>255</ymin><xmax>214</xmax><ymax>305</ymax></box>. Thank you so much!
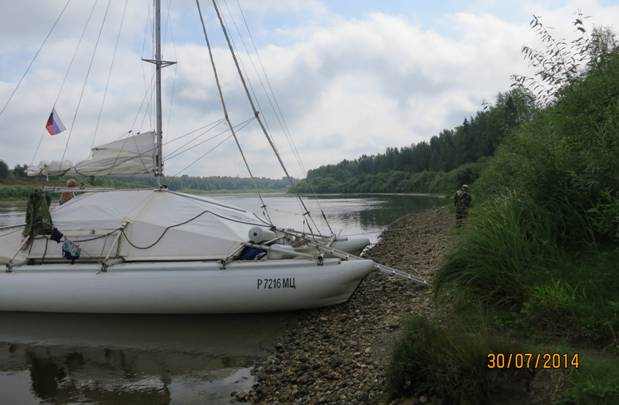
<box><xmin>237</xmin><ymin>206</ymin><xmax>455</xmax><ymax>403</ymax></box>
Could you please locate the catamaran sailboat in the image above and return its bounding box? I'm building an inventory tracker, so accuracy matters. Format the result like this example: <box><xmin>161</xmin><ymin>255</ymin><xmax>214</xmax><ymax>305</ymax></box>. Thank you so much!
<box><xmin>0</xmin><ymin>0</ymin><xmax>421</xmax><ymax>314</ymax></box>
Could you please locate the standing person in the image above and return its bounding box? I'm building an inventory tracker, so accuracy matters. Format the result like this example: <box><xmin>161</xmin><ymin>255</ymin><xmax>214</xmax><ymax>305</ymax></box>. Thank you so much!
<box><xmin>454</xmin><ymin>184</ymin><xmax>471</xmax><ymax>226</ymax></box>
<box><xmin>60</xmin><ymin>178</ymin><xmax>78</xmax><ymax>205</ymax></box>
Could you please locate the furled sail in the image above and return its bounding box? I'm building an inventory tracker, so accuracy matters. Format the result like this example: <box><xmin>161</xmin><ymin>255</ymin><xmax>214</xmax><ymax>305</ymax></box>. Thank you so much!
<box><xmin>28</xmin><ymin>132</ymin><xmax>156</xmax><ymax>177</ymax></box>
<box><xmin>73</xmin><ymin>131</ymin><xmax>156</xmax><ymax>176</ymax></box>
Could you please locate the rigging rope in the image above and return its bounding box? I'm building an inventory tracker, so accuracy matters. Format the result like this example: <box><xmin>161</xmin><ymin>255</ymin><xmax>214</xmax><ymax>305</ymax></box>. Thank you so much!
<box><xmin>172</xmin><ymin>117</ymin><xmax>255</xmax><ymax>176</ymax></box>
<box><xmin>172</xmin><ymin>133</ymin><xmax>234</xmax><ymax>176</ymax></box>
<box><xmin>30</xmin><ymin>0</ymin><xmax>99</xmax><ymax>166</ymax></box>
<box><xmin>141</xmin><ymin>74</ymin><xmax>155</xmax><ymax>130</ymax></box>
<box><xmin>219</xmin><ymin>0</ymin><xmax>272</xmax><ymax>133</ymax></box>
<box><xmin>163</xmin><ymin>0</ymin><xmax>179</xmax><ymax>130</ymax></box>
<box><xmin>164</xmin><ymin>127</ymin><xmax>228</xmax><ymax>162</ymax></box>
<box><xmin>138</xmin><ymin>1</ymin><xmax>152</xmax><ymax>115</ymax></box>
<box><xmin>233</xmin><ymin>0</ymin><xmax>335</xmax><ymax>235</ymax></box>
<box><xmin>0</xmin><ymin>0</ymin><xmax>72</xmax><ymax>119</ymax></box>
<box><xmin>93</xmin><ymin>0</ymin><xmax>129</xmax><ymax>148</ymax></box>
<box><xmin>163</xmin><ymin>118</ymin><xmax>225</xmax><ymax>146</ymax></box>
<box><xmin>211</xmin><ymin>0</ymin><xmax>319</xmax><ymax>235</ymax></box>
<box><xmin>129</xmin><ymin>73</ymin><xmax>155</xmax><ymax>132</ymax></box>
<box><xmin>195</xmin><ymin>0</ymin><xmax>273</xmax><ymax>225</ymax></box>
<box><xmin>164</xmin><ymin>118</ymin><xmax>240</xmax><ymax>161</ymax></box>
<box><xmin>60</xmin><ymin>0</ymin><xmax>112</xmax><ymax>164</ymax></box>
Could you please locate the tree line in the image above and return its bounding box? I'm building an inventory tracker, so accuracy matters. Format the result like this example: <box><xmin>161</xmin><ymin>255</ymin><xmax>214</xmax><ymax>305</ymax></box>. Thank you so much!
<box><xmin>290</xmin><ymin>88</ymin><xmax>537</xmax><ymax>194</ymax></box>
<box><xmin>0</xmin><ymin>161</ymin><xmax>290</xmax><ymax>193</ymax></box>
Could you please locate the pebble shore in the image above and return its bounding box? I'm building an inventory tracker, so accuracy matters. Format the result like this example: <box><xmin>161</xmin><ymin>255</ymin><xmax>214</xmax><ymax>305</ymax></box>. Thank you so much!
<box><xmin>236</xmin><ymin>206</ymin><xmax>455</xmax><ymax>403</ymax></box>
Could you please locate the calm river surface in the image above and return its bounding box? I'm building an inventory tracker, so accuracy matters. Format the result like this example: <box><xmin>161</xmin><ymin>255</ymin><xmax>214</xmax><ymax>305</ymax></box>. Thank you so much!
<box><xmin>0</xmin><ymin>193</ymin><xmax>442</xmax><ymax>404</ymax></box>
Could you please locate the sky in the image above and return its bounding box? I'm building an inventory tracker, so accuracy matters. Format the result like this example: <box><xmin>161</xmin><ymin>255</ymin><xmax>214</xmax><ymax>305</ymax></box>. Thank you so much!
<box><xmin>0</xmin><ymin>0</ymin><xmax>618</xmax><ymax>179</ymax></box>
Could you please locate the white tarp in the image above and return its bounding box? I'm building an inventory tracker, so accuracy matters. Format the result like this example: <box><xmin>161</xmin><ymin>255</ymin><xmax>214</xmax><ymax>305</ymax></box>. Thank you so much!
<box><xmin>27</xmin><ymin>132</ymin><xmax>156</xmax><ymax>177</ymax></box>
<box><xmin>0</xmin><ymin>189</ymin><xmax>268</xmax><ymax>262</ymax></box>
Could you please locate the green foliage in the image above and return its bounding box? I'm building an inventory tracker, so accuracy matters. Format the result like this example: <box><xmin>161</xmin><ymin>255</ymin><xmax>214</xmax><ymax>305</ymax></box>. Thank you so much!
<box><xmin>82</xmin><ymin>174</ymin><xmax>290</xmax><ymax>192</ymax></box>
<box><xmin>0</xmin><ymin>174</ymin><xmax>290</xmax><ymax>200</ymax></box>
<box><xmin>522</xmin><ymin>248</ymin><xmax>618</xmax><ymax>343</ymax></box>
<box><xmin>12</xmin><ymin>164</ymin><xmax>28</xmax><ymax>178</ymax></box>
<box><xmin>387</xmin><ymin>316</ymin><xmax>529</xmax><ymax>402</ymax></box>
<box><xmin>0</xmin><ymin>185</ymin><xmax>36</xmax><ymax>200</ymax></box>
<box><xmin>0</xmin><ymin>160</ymin><xmax>9</xmax><ymax>180</ymax></box>
<box><xmin>290</xmin><ymin>160</ymin><xmax>488</xmax><ymax>195</ymax></box>
<box><xmin>477</xmin><ymin>51</ymin><xmax>619</xmax><ymax>247</ymax></box>
<box><xmin>513</xmin><ymin>13</ymin><xmax>618</xmax><ymax>106</ymax></box>
<box><xmin>439</xmin><ymin>52</ymin><xmax>619</xmax><ymax>344</ymax></box>
<box><xmin>559</xmin><ymin>355</ymin><xmax>619</xmax><ymax>404</ymax></box>
<box><xmin>291</xmin><ymin>89</ymin><xmax>535</xmax><ymax>194</ymax></box>
<box><xmin>437</xmin><ymin>192</ymin><xmax>558</xmax><ymax>307</ymax></box>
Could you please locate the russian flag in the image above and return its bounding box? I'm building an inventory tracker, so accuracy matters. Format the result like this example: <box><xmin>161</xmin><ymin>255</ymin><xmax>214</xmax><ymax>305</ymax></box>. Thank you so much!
<box><xmin>45</xmin><ymin>108</ymin><xmax>66</xmax><ymax>136</ymax></box>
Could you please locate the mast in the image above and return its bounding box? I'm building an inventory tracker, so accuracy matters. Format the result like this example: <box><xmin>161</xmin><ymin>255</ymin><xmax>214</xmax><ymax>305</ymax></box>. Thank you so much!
<box><xmin>154</xmin><ymin>0</ymin><xmax>163</xmax><ymax>177</ymax></box>
<box><xmin>143</xmin><ymin>0</ymin><xmax>175</xmax><ymax>177</ymax></box>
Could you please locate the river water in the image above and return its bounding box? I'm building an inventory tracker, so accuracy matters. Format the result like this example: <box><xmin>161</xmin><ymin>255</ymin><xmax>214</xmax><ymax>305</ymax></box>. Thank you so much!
<box><xmin>0</xmin><ymin>193</ymin><xmax>442</xmax><ymax>404</ymax></box>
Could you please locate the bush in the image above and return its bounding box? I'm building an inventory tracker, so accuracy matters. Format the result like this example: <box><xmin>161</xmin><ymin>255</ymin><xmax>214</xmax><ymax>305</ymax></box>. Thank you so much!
<box><xmin>438</xmin><ymin>52</ymin><xmax>619</xmax><ymax>344</ymax></box>
<box><xmin>476</xmin><ymin>53</ymin><xmax>619</xmax><ymax>247</ymax></box>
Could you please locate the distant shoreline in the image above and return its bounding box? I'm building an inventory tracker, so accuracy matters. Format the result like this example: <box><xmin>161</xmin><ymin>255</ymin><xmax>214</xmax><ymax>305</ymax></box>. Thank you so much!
<box><xmin>0</xmin><ymin>183</ymin><xmax>447</xmax><ymax>201</ymax></box>
<box><xmin>293</xmin><ymin>191</ymin><xmax>446</xmax><ymax>198</ymax></box>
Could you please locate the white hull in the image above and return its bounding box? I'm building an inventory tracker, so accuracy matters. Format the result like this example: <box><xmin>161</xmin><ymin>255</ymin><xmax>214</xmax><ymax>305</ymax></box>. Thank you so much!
<box><xmin>0</xmin><ymin>258</ymin><xmax>373</xmax><ymax>314</ymax></box>
<box><xmin>332</xmin><ymin>237</ymin><xmax>371</xmax><ymax>255</ymax></box>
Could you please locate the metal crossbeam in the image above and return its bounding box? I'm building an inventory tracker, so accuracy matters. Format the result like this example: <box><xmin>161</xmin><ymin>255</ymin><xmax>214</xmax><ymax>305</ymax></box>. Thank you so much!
<box><xmin>373</xmin><ymin>262</ymin><xmax>429</xmax><ymax>287</ymax></box>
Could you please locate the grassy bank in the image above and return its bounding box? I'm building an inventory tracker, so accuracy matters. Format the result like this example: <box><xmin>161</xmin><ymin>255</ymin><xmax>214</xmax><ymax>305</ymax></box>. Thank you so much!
<box><xmin>387</xmin><ymin>53</ymin><xmax>618</xmax><ymax>402</ymax></box>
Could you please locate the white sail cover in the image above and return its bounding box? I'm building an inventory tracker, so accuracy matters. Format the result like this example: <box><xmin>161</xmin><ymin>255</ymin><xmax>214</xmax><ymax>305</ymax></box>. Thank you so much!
<box><xmin>26</xmin><ymin>160</ymin><xmax>73</xmax><ymax>176</ymax></box>
<box><xmin>0</xmin><ymin>190</ymin><xmax>268</xmax><ymax>262</ymax></box>
<box><xmin>27</xmin><ymin>132</ymin><xmax>156</xmax><ymax>176</ymax></box>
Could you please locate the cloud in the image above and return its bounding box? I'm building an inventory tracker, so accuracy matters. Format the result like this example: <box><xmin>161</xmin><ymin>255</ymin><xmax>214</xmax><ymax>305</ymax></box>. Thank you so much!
<box><xmin>0</xmin><ymin>0</ymin><xmax>617</xmax><ymax>178</ymax></box>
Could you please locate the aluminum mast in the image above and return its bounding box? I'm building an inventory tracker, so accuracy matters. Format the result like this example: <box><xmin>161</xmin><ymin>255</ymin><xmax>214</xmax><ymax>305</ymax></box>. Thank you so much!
<box><xmin>143</xmin><ymin>0</ymin><xmax>175</xmax><ymax>177</ymax></box>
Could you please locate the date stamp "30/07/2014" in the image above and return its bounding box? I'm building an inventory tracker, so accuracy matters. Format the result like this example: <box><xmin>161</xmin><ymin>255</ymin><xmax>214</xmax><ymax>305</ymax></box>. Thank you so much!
<box><xmin>487</xmin><ymin>353</ymin><xmax>580</xmax><ymax>369</ymax></box>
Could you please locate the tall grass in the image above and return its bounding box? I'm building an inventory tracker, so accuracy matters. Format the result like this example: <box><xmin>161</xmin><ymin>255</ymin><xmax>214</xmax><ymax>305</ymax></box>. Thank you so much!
<box><xmin>559</xmin><ymin>354</ymin><xmax>619</xmax><ymax>404</ymax></box>
<box><xmin>437</xmin><ymin>192</ymin><xmax>559</xmax><ymax>307</ymax></box>
<box><xmin>436</xmin><ymin>53</ymin><xmax>619</xmax><ymax>344</ymax></box>
<box><xmin>387</xmin><ymin>316</ymin><xmax>529</xmax><ymax>402</ymax></box>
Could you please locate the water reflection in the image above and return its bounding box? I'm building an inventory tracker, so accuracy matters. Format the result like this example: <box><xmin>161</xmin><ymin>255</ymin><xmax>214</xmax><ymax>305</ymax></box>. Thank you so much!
<box><xmin>355</xmin><ymin>194</ymin><xmax>443</xmax><ymax>229</ymax></box>
<box><xmin>0</xmin><ymin>313</ymin><xmax>283</xmax><ymax>404</ymax></box>
<box><xmin>221</xmin><ymin>193</ymin><xmax>444</xmax><ymax>242</ymax></box>
<box><xmin>3</xmin><ymin>343</ymin><xmax>254</xmax><ymax>404</ymax></box>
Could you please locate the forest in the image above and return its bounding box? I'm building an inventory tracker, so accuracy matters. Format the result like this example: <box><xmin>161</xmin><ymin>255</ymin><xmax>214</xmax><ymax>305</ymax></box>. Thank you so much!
<box><xmin>290</xmin><ymin>88</ymin><xmax>536</xmax><ymax>194</ymax></box>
